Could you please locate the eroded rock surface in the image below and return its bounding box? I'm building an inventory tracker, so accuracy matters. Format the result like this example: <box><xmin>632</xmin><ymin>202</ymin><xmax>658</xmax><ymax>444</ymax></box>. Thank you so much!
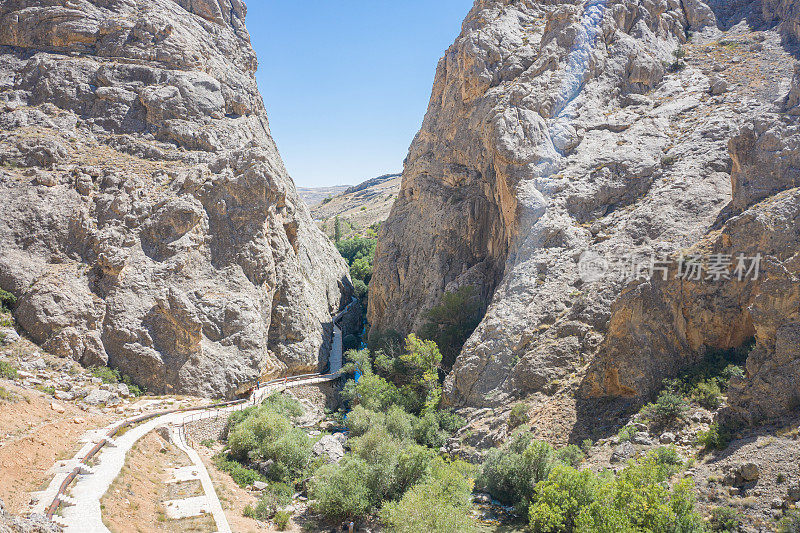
<box><xmin>368</xmin><ymin>0</ymin><xmax>799</xmax><ymax>434</ymax></box>
<box><xmin>0</xmin><ymin>0</ymin><xmax>352</xmax><ymax>397</ymax></box>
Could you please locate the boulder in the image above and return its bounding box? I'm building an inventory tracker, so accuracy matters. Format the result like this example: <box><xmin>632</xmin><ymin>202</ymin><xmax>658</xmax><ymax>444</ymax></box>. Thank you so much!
<box><xmin>611</xmin><ymin>441</ymin><xmax>636</xmax><ymax>463</ymax></box>
<box><xmin>312</xmin><ymin>433</ymin><xmax>346</xmax><ymax>464</ymax></box>
<box><xmin>83</xmin><ymin>389</ymin><xmax>120</xmax><ymax>406</ymax></box>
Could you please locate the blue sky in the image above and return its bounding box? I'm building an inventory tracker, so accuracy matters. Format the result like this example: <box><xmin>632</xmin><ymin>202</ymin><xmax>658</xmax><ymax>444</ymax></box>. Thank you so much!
<box><xmin>247</xmin><ymin>1</ymin><xmax>474</xmax><ymax>188</ymax></box>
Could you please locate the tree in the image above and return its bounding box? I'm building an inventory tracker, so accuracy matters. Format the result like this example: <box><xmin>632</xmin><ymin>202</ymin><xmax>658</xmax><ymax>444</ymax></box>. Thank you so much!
<box><xmin>334</xmin><ymin>216</ymin><xmax>342</xmax><ymax>243</ymax></box>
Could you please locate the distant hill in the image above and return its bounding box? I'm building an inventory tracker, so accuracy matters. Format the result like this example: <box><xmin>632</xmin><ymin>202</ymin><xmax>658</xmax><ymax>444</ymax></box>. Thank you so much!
<box><xmin>308</xmin><ymin>173</ymin><xmax>402</xmax><ymax>238</ymax></box>
<box><xmin>297</xmin><ymin>185</ymin><xmax>351</xmax><ymax>207</ymax></box>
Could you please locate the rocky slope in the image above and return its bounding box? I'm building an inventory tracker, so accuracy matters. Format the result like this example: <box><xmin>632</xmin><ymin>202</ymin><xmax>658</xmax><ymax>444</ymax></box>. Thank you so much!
<box><xmin>297</xmin><ymin>184</ymin><xmax>350</xmax><ymax>208</ymax></box>
<box><xmin>309</xmin><ymin>173</ymin><xmax>401</xmax><ymax>237</ymax></box>
<box><xmin>368</xmin><ymin>0</ymin><xmax>799</xmax><ymax>434</ymax></box>
<box><xmin>0</xmin><ymin>0</ymin><xmax>352</xmax><ymax>397</ymax></box>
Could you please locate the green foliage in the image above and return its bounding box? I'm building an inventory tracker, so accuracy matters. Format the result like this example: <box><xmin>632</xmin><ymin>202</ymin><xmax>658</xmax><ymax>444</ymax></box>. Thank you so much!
<box><xmin>347</xmin><ymin>404</ymin><xmax>385</xmax><ymax>438</ymax></box>
<box><xmin>777</xmin><ymin>510</ymin><xmax>800</xmax><ymax>533</ymax></box>
<box><xmin>372</xmin><ymin>334</ymin><xmax>443</xmax><ymax>415</ymax></box>
<box><xmin>226</xmin><ymin>403</ymin><xmax>312</xmax><ymax>483</ymax></box>
<box><xmin>650</xmin><ymin>446</ymin><xmax>684</xmax><ymax>469</ymax></box>
<box><xmin>0</xmin><ymin>386</ymin><xmax>14</xmax><ymax>401</ymax></box>
<box><xmin>334</xmin><ymin>216</ymin><xmax>342</xmax><ymax>243</ymax></box>
<box><xmin>708</xmin><ymin>506</ymin><xmax>741</xmax><ymax>531</ymax></box>
<box><xmin>214</xmin><ymin>453</ymin><xmax>266</xmax><ymax>488</ymax></box>
<box><xmin>529</xmin><ymin>464</ymin><xmax>600</xmax><ymax>533</ymax></box>
<box><xmin>692</xmin><ymin>380</ymin><xmax>723</xmax><ymax>410</ymax></box>
<box><xmin>697</xmin><ymin>423</ymin><xmax>731</xmax><ymax>451</ymax></box>
<box><xmin>322</xmin><ymin>196</ymin><xmax>333</xmax><ymax>205</ymax></box>
<box><xmin>274</xmin><ymin>509</ymin><xmax>291</xmax><ymax>530</ymax></box>
<box><xmin>412</xmin><ymin>411</ymin><xmax>448</xmax><ymax>449</ymax></box>
<box><xmin>641</xmin><ymin>388</ymin><xmax>688</xmax><ymax>426</ymax></box>
<box><xmin>336</xmin><ymin>236</ymin><xmax>377</xmax><ymax>285</ymax></box>
<box><xmin>36</xmin><ymin>385</ymin><xmax>56</xmax><ymax>396</ymax></box>
<box><xmin>436</xmin><ymin>410</ymin><xmax>466</xmax><ymax>434</ymax></box>
<box><xmin>89</xmin><ymin>366</ymin><xmax>146</xmax><ymax>396</ymax></box>
<box><xmin>384</xmin><ymin>405</ymin><xmax>414</xmax><ymax>441</ymax></box>
<box><xmin>243</xmin><ymin>482</ymin><xmax>293</xmax><ymax>520</ymax></box>
<box><xmin>617</xmin><ymin>426</ymin><xmax>633</xmax><ymax>443</ymax></box>
<box><xmin>200</xmin><ymin>439</ymin><xmax>216</xmax><ymax>448</ymax></box>
<box><xmin>0</xmin><ymin>289</ymin><xmax>16</xmax><ymax>312</ymax></box>
<box><xmin>508</xmin><ymin>403</ymin><xmax>530</xmax><ymax>429</ymax></box>
<box><xmin>478</xmin><ymin>432</ymin><xmax>555</xmax><ymax>511</ymax></box>
<box><xmin>381</xmin><ymin>458</ymin><xmax>477</xmax><ymax>533</ymax></box>
<box><xmin>342</xmin><ymin>371</ymin><xmax>399</xmax><ymax>412</ymax></box>
<box><xmin>311</xmin><ymin>457</ymin><xmax>372</xmax><ymax>520</ymax></box>
<box><xmin>529</xmin><ymin>450</ymin><xmax>700</xmax><ymax>533</ymax></box>
<box><xmin>0</xmin><ymin>361</ymin><xmax>18</xmax><ymax>380</ymax></box>
<box><xmin>555</xmin><ymin>445</ymin><xmax>585</xmax><ymax>468</ymax></box>
<box><xmin>417</xmin><ymin>286</ymin><xmax>482</xmax><ymax>369</ymax></box>
<box><xmin>581</xmin><ymin>439</ymin><xmax>593</xmax><ymax>455</ymax></box>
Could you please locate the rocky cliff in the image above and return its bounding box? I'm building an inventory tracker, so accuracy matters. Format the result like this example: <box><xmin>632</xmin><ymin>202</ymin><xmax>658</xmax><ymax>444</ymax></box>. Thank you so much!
<box><xmin>369</xmin><ymin>0</ymin><xmax>799</xmax><ymax>433</ymax></box>
<box><xmin>0</xmin><ymin>0</ymin><xmax>352</xmax><ymax>397</ymax></box>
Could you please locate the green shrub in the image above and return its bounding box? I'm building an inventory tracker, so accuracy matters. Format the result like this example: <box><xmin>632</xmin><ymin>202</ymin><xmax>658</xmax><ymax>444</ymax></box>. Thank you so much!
<box><xmin>509</xmin><ymin>403</ymin><xmax>529</xmax><ymax>428</ymax></box>
<box><xmin>708</xmin><ymin>506</ymin><xmax>741</xmax><ymax>531</ymax></box>
<box><xmin>0</xmin><ymin>361</ymin><xmax>17</xmax><ymax>380</ymax></box>
<box><xmin>200</xmin><ymin>439</ymin><xmax>215</xmax><ymax>448</ymax></box>
<box><xmin>311</xmin><ymin>457</ymin><xmax>372</xmax><ymax>520</ymax></box>
<box><xmin>381</xmin><ymin>458</ymin><xmax>476</xmax><ymax>533</ymax></box>
<box><xmin>91</xmin><ymin>366</ymin><xmax>120</xmax><ymax>384</ymax></box>
<box><xmin>372</xmin><ymin>334</ymin><xmax>442</xmax><ymax>415</ymax></box>
<box><xmin>692</xmin><ymin>380</ymin><xmax>723</xmax><ymax>409</ymax></box>
<box><xmin>347</xmin><ymin>404</ymin><xmax>385</xmax><ymax>437</ymax></box>
<box><xmin>555</xmin><ymin>445</ymin><xmax>585</xmax><ymax>468</ymax></box>
<box><xmin>384</xmin><ymin>405</ymin><xmax>414</xmax><ymax>441</ymax></box>
<box><xmin>651</xmin><ymin>446</ymin><xmax>683</xmax><ymax>469</ymax></box>
<box><xmin>581</xmin><ymin>439</ymin><xmax>593</xmax><ymax>455</ymax></box>
<box><xmin>529</xmin><ymin>464</ymin><xmax>600</xmax><ymax>533</ymax></box>
<box><xmin>274</xmin><ymin>509</ymin><xmax>291</xmax><ymax>530</ymax></box>
<box><xmin>778</xmin><ymin>510</ymin><xmax>800</xmax><ymax>533</ymax></box>
<box><xmin>412</xmin><ymin>411</ymin><xmax>448</xmax><ymax>449</ymax></box>
<box><xmin>417</xmin><ymin>286</ymin><xmax>482</xmax><ymax>369</ymax></box>
<box><xmin>643</xmin><ymin>389</ymin><xmax>688</xmax><ymax>426</ymax></box>
<box><xmin>479</xmin><ymin>432</ymin><xmax>555</xmax><ymax>511</ymax></box>
<box><xmin>0</xmin><ymin>386</ymin><xmax>14</xmax><ymax>401</ymax></box>
<box><xmin>214</xmin><ymin>453</ymin><xmax>265</xmax><ymax>487</ymax></box>
<box><xmin>577</xmin><ymin>452</ymin><xmax>704</xmax><ymax>532</ymax></box>
<box><xmin>436</xmin><ymin>410</ymin><xmax>466</xmax><ymax>435</ymax></box>
<box><xmin>617</xmin><ymin>426</ymin><xmax>633</xmax><ymax>443</ymax></box>
<box><xmin>697</xmin><ymin>423</ymin><xmax>731</xmax><ymax>451</ymax></box>
<box><xmin>0</xmin><ymin>289</ymin><xmax>16</xmax><ymax>312</ymax></box>
<box><xmin>243</xmin><ymin>483</ymin><xmax>293</xmax><ymax>520</ymax></box>
<box><xmin>227</xmin><ymin>407</ymin><xmax>312</xmax><ymax>483</ymax></box>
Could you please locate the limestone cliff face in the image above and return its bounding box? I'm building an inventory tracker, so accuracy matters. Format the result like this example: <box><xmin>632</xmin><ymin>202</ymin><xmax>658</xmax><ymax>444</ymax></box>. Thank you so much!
<box><xmin>0</xmin><ymin>0</ymin><xmax>352</xmax><ymax>397</ymax></box>
<box><xmin>369</xmin><ymin>0</ymin><xmax>799</xmax><ymax>427</ymax></box>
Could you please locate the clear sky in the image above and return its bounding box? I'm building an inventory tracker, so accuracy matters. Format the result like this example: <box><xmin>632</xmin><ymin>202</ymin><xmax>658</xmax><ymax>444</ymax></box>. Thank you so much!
<box><xmin>246</xmin><ymin>1</ymin><xmax>474</xmax><ymax>188</ymax></box>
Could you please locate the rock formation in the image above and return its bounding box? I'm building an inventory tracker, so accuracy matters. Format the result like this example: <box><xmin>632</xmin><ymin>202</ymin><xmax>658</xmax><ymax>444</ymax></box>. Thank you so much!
<box><xmin>0</xmin><ymin>0</ymin><xmax>352</xmax><ymax>397</ymax></box>
<box><xmin>368</xmin><ymin>0</ymin><xmax>799</xmax><ymax>429</ymax></box>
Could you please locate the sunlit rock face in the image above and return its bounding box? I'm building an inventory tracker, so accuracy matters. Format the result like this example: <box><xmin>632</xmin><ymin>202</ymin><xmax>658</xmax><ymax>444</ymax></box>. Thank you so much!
<box><xmin>0</xmin><ymin>0</ymin><xmax>352</xmax><ymax>397</ymax></box>
<box><xmin>369</xmin><ymin>0</ymin><xmax>799</xmax><ymax>437</ymax></box>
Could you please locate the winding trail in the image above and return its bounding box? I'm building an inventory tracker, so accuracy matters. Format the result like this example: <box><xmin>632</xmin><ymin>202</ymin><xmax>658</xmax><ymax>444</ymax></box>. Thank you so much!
<box><xmin>32</xmin><ymin>297</ymin><xmax>358</xmax><ymax>532</ymax></box>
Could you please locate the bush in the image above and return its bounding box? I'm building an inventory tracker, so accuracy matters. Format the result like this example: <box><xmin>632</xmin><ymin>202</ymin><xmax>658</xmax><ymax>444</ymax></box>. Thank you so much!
<box><xmin>384</xmin><ymin>405</ymin><xmax>414</xmax><ymax>441</ymax></box>
<box><xmin>692</xmin><ymin>380</ymin><xmax>722</xmax><ymax>409</ymax></box>
<box><xmin>417</xmin><ymin>286</ymin><xmax>482</xmax><ymax>369</ymax></box>
<box><xmin>0</xmin><ymin>289</ymin><xmax>16</xmax><ymax>312</ymax></box>
<box><xmin>244</xmin><ymin>483</ymin><xmax>293</xmax><ymax>520</ymax></box>
<box><xmin>347</xmin><ymin>404</ymin><xmax>385</xmax><ymax>437</ymax></box>
<box><xmin>651</xmin><ymin>446</ymin><xmax>683</xmax><ymax>469</ymax></box>
<box><xmin>778</xmin><ymin>510</ymin><xmax>800</xmax><ymax>533</ymax></box>
<box><xmin>412</xmin><ymin>411</ymin><xmax>448</xmax><ymax>449</ymax></box>
<box><xmin>0</xmin><ymin>361</ymin><xmax>17</xmax><ymax>380</ymax></box>
<box><xmin>643</xmin><ymin>389</ymin><xmax>688</xmax><ymax>426</ymax></box>
<box><xmin>581</xmin><ymin>439</ymin><xmax>593</xmax><ymax>455</ymax></box>
<box><xmin>529</xmin><ymin>464</ymin><xmax>600</xmax><ymax>533</ymax></box>
<box><xmin>577</xmin><ymin>453</ymin><xmax>704</xmax><ymax>532</ymax></box>
<box><xmin>89</xmin><ymin>366</ymin><xmax>146</xmax><ymax>396</ymax></box>
<box><xmin>436</xmin><ymin>409</ymin><xmax>466</xmax><ymax>434</ymax></box>
<box><xmin>709</xmin><ymin>506</ymin><xmax>741</xmax><ymax>531</ymax></box>
<box><xmin>697</xmin><ymin>423</ymin><xmax>731</xmax><ymax>451</ymax></box>
<box><xmin>227</xmin><ymin>407</ymin><xmax>312</xmax><ymax>483</ymax></box>
<box><xmin>555</xmin><ymin>445</ymin><xmax>585</xmax><ymax>468</ymax></box>
<box><xmin>274</xmin><ymin>509</ymin><xmax>291</xmax><ymax>530</ymax></box>
<box><xmin>373</xmin><ymin>334</ymin><xmax>442</xmax><ymax>415</ymax></box>
<box><xmin>509</xmin><ymin>403</ymin><xmax>529</xmax><ymax>428</ymax></box>
<box><xmin>479</xmin><ymin>432</ymin><xmax>555</xmax><ymax>511</ymax></box>
<box><xmin>311</xmin><ymin>457</ymin><xmax>372</xmax><ymax>520</ymax></box>
<box><xmin>381</xmin><ymin>459</ymin><xmax>476</xmax><ymax>533</ymax></box>
<box><xmin>617</xmin><ymin>426</ymin><xmax>633</xmax><ymax>443</ymax></box>
<box><xmin>214</xmin><ymin>453</ymin><xmax>265</xmax><ymax>487</ymax></box>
